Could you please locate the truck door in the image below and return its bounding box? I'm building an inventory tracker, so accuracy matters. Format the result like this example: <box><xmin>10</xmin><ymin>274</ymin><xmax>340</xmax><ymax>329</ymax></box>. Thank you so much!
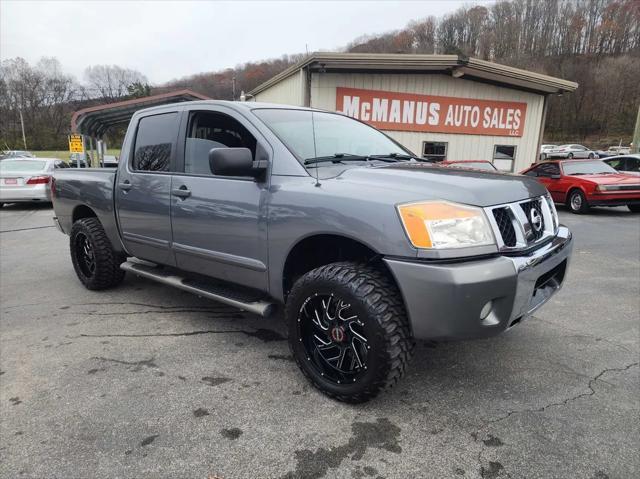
<box><xmin>115</xmin><ymin>110</ymin><xmax>180</xmax><ymax>266</ymax></box>
<box><xmin>170</xmin><ymin>107</ymin><xmax>270</xmax><ymax>291</ymax></box>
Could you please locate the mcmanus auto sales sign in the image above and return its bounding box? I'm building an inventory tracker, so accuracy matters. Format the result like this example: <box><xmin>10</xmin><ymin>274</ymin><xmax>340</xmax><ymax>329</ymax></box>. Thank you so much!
<box><xmin>336</xmin><ymin>87</ymin><xmax>527</xmax><ymax>137</ymax></box>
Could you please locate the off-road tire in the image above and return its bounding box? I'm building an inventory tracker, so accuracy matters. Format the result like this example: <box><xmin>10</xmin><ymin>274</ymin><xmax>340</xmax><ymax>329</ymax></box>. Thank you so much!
<box><xmin>567</xmin><ymin>189</ymin><xmax>590</xmax><ymax>214</ymax></box>
<box><xmin>70</xmin><ymin>217</ymin><xmax>125</xmax><ymax>290</ymax></box>
<box><xmin>286</xmin><ymin>261</ymin><xmax>414</xmax><ymax>403</ymax></box>
<box><xmin>628</xmin><ymin>204</ymin><xmax>640</xmax><ymax>213</ymax></box>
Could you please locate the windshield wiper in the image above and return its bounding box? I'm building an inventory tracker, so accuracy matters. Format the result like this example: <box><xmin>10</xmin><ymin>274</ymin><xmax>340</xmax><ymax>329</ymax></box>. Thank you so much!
<box><xmin>303</xmin><ymin>153</ymin><xmax>369</xmax><ymax>165</ymax></box>
<box><xmin>368</xmin><ymin>153</ymin><xmax>417</xmax><ymax>161</ymax></box>
<box><xmin>304</xmin><ymin>153</ymin><xmax>415</xmax><ymax>166</ymax></box>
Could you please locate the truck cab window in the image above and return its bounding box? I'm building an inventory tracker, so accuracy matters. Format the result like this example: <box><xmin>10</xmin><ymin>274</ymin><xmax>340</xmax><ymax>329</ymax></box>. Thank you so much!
<box><xmin>185</xmin><ymin>111</ymin><xmax>257</xmax><ymax>175</ymax></box>
<box><xmin>132</xmin><ymin>112</ymin><xmax>178</xmax><ymax>172</ymax></box>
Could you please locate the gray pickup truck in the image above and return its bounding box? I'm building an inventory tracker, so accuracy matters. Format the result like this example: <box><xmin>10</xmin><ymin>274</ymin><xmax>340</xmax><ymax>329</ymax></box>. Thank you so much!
<box><xmin>52</xmin><ymin>101</ymin><xmax>573</xmax><ymax>402</ymax></box>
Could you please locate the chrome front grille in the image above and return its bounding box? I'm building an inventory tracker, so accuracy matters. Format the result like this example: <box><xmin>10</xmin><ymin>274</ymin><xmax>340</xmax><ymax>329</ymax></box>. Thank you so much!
<box><xmin>485</xmin><ymin>195</ymin><xmax>557</xmax><ymax>251</ymax></box>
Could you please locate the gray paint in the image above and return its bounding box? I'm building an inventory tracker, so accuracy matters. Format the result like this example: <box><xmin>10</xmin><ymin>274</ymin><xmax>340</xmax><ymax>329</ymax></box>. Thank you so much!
<box><xmin>52</xmin><ymin>100</ymin><xmax>572</xmax><ymax>340</ymax></box>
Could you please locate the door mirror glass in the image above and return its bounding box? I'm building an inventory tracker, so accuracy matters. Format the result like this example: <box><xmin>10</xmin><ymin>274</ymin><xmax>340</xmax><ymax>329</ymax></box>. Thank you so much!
<box><xmin>209</xmin><ymin>147</ymin><xmax>261</xmax><ymax>177</ymax></box>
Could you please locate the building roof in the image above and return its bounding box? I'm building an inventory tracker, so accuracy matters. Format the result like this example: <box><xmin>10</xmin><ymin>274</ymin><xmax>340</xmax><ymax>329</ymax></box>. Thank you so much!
<box><xmin>249</xmin><ymin>53</ymin><xmax>578</xmax><ymax>97</ymax></box>
<box><xmin>71</xmin><ymin>89</ymin><xmax>210</xmax><ymax>137</ymax></box>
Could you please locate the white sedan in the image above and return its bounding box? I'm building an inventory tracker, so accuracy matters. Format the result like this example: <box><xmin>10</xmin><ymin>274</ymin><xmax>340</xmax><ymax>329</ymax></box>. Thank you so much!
<box><xmin>544</xmin><ymin>144</ymin><xmax>598</xmax><ymax>160</ymax></box>
<box><xmin>0</xmin><ymin>158</ymin><xmax>68</xmax><ymax>206</ymax></box>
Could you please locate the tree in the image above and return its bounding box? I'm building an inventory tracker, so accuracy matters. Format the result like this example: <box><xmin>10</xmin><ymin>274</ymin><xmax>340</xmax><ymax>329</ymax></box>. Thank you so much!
<box><xmin>84</xmin><ymin>65</ymin><xmax>148</xmax><ymax>102</ymax></box>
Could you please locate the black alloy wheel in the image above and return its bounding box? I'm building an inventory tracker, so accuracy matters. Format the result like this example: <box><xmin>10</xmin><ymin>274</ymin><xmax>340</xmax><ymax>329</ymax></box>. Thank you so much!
<box><xmin>298</xmin><ymin>293</ymin><xmax>369</xmax><ymax>385</ymax></box>
<box><xmin>70</xmin><ymin>217</ymin><xmax>126</xmax><ymax>290</ymax></box>
<box><xmin>286</xmin><ymin>261</ymin><xmax>414</xmax><ymax>403</ymax></box>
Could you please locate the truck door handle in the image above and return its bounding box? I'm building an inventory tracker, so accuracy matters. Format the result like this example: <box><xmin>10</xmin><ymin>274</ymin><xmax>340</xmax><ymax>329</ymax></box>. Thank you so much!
<box><xmin>171</xmin><ymin>186</ymin><xmax>191</xmax><ymax>198</ymax></box>
<box><xmin>119</xmin><ymin>180</ymin><xmax>132</xmax><ymax>191</ymax></box>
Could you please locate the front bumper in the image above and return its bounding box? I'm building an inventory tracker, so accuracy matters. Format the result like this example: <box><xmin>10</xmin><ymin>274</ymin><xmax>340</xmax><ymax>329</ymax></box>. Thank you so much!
<box><xmin>384</xmin><ymin>226</ymin><xmax>573</xmax><ymax>340</ymax></box>
<box><xmin>587</xmin><ymin>193</ymin><xmax>640</xmax><ymax>206</ymax></box>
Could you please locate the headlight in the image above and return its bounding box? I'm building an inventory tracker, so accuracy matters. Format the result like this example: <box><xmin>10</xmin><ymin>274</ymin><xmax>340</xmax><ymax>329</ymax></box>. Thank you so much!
<box><xmin>397</xmin><ymin>201</ymin><xmax>495</xmax><ymax>249</ymax></box>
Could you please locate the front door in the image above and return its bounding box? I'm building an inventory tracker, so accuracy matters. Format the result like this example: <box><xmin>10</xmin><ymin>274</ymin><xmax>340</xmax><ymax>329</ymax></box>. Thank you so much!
<box><xmin>115</xmin><ymin>110</ymin><xmax>181</xmax><ymax>266</ymax></box>
<box><xmin>170</xmin><ymin>107</ymin><xmax>270</xmax><ymax>291</ymax></box>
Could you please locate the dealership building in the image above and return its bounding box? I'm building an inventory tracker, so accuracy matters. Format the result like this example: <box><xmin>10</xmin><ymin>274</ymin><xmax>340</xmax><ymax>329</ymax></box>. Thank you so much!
<box><xmin>248</xmin><ymin>53</ymin><xmax>577</xmax><ymax>172</ymax></box>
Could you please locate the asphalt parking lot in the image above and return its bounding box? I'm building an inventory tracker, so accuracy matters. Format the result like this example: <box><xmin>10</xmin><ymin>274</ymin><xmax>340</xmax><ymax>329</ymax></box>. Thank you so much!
<box><xmin>0</xmin><ymin>203</ymin><xmax>638</xmax><ymax>479</ymax></box>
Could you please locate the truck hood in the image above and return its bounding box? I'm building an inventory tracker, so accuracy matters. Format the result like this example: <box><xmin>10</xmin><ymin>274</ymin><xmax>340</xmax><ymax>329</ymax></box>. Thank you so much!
<box><xmin>335</xmin><ymin>163</ymin><xmax>547</xmax><ymax>207</ymax></box>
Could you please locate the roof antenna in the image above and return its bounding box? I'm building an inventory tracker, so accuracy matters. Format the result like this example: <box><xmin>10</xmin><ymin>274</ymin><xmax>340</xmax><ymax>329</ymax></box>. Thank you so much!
<box><xmin>310</xmin><ymin>111</ymin><xmax>320</xmax><ymax>187</ymax></box>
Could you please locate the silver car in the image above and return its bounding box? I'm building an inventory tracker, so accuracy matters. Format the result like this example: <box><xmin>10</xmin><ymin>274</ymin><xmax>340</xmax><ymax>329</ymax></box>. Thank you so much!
<box><xmin>0</xmin><ymin>158</ymin><xmax>67</xmax><ymax>206</ymax></box>
<box><xmin>603</xmin><ymin>154</ymin><xmax>640</xmax><ymax>176</ymax></box>
<box><xmin>544</xmin><ymin>144</ymin><xmax>597</xmax><ymax>160</ymax></box>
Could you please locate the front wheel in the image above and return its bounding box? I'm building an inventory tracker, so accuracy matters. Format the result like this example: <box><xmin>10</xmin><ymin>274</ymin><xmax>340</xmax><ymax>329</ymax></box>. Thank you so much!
<box><xmin>70</xmin><ymin>217</ymin><xmax>125</xmax><ymax>290</ymax></box>
<box><xmin>588</xmin><ymin>153</ymin><xmax>595</xmax><ymax>159</ymax></box>
<box><xmin>286</xmin><ymin>262</ymin><xmax>414</xmax><ymax>403</ymax></box>
<box><xmin>567</xmin><ymin>189</ymin><xmax>590</xmax><ymax>214</ymax></box>
<box><xmin>629</xmin><ymin>205</ymin><xmax>640</xmax><ymax>213</ymax></box>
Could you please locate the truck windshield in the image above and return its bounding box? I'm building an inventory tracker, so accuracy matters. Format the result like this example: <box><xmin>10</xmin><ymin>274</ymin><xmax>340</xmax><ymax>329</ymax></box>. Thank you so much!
<box><xmin>253</xmin><ymin>109</ymin><xmax>411</xmax><ymax>175</ymax></box>
<box><xmin>562</xmin><ymin>160</ymin><xmax>617</xmax><ymax>175</ymax></box>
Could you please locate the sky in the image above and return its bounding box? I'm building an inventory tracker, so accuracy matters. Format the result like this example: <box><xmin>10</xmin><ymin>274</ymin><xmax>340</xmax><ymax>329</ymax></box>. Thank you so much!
<box><xmin>1</xmin><ymin>0</ymin><xmax>483</xmax><ymax>84</ymax></box>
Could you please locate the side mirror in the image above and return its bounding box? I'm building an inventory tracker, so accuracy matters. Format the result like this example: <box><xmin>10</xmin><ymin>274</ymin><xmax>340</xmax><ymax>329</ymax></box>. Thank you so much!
<box><xmin>550</xmin><ymin>174</ymin><xmax>561</xmax><ymax>179</ymax></box>
<box><xmin>208</xmin><ymin>148</ymin><xmax>265</xmax><ymax>178</ymax></box>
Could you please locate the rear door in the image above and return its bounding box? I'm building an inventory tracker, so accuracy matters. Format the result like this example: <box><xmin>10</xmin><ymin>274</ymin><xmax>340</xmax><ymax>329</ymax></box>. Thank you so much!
<box><xmin>170</xmin><ymin>106</ymin><xmax>270</xmax><ymax>291</ymax></box>
<box><xmin>115</xmin><ymin>110</ymin><xmax>181</xmax><ymax>266</ymax></box>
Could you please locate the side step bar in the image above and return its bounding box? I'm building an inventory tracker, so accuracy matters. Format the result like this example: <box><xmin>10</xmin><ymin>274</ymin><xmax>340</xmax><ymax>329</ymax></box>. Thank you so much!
<box><xmin>120</xmin><ymin>260</ymin><xmax>276</xmax><ymax>317</ymax></box>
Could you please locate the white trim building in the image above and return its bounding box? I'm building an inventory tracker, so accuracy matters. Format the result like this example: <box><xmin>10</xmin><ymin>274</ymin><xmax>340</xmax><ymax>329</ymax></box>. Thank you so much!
<box><xmin>248</xmin><ymin>53</ymin><xmax>578</xmax><ymax>172</ymax></box>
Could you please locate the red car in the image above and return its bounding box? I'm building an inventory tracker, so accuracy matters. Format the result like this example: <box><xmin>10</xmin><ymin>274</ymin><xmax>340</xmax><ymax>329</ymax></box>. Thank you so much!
<box><xmin>521</xmin><ymin>159</ymin><xmax>640</xmax><ymax>214</ymax></box>
<box><xmin>438</xmin><ymin>160</ymin><xmax>498</xmax><ymax>172</ymax></box>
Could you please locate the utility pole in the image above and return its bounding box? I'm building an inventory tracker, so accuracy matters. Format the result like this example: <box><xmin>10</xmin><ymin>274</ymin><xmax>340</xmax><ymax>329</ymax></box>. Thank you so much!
<box><xmin>232</xmin><ymin>75</ymin><xmax>236</xmax><ymax>101</ymax></box>
<box><xmin>18</xmin><ymin>109</ymin><xmax>27</xmax><ymax>150</ymax></box>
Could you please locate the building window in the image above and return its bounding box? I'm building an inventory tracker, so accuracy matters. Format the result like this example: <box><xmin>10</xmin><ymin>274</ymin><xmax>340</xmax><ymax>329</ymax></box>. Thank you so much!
<box><xmin>493</xmin><ymin>145</ymin><xmax>517</xmax><ymax>172</ymax></box>
<box><xmin>422</xmin><ymin>141</ymin><xmax>448</xmax><ymax>162</ymax></box>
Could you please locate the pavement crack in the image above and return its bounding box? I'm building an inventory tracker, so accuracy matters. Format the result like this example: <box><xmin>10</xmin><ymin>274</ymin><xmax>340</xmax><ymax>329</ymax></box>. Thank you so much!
<box><xmin>80</xmin><ymin>329</ymin><xmax>245</xmax><ymax>338</ymax></box>
<box><xmin>0</xmin><ymin>225</ymin><xmax>55</xmax><ymax>233</ymax></box>
<box><xmin>472</xmin><ymin>362</ymin><xmax>639</xmax><ymax>478</ymax></box>
<box><xmin>78</xmin><ymin>328</ymin><xmax>286</xmax><ymax>342</ymax></box>
<box><xmin>91</xmin><ymin>356</ymin><xmax>159</xmax><ymax>371</ymax></box>
<box><xmin>487</xmin><ymin>361</ymin><xmax>639</xmax><ymax>424</ymax></box>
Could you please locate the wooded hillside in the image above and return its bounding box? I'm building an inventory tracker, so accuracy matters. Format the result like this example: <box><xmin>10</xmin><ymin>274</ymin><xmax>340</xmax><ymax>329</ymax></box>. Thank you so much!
<box><xmin>1</xmin><ymin>0</ymin><xmax>638</xmax><ymax>150</ymax></box>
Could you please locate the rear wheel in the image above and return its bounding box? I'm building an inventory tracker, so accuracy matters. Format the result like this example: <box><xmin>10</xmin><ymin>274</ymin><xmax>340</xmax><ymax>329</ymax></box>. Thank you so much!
<box><xmin>567</xmin><ymin>189</ymin><xmax>589</xmax><ymax>214</ymax></box>
<box><xmin>567</xmin><ymin>153</ymin><xmax>574</xmax><ymax>159</ymax></box>
<box><xmin>286</xmin><ymin>261</ymin><xmax>414</xmax><ymax>403</ymax></box>
<box><xmin>70</xmin><ymin>217</ymin><xmax>125</xmax><ymax>290</ymax></box>
<box><xmin>629</xmin><ymin>205</ymin><xmax>640</xmax><ymax>213</ymax></box>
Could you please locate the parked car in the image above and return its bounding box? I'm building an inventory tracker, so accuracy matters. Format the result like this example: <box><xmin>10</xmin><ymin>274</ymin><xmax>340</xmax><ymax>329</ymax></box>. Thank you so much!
<box><xmin>438</xmin><ymin>160</ymin><xmax>498</xmax><ymax>172</ymax></box>
<box><xmin>52</xmin><ymin>101</ymin><xmax>573</xmax><ymax>402</ymax></box>
<box><xmin>539</xmin><ymin>144</ymin><xmax>557</xmax><ymax>160</ymax></box>
<box><xmin>100</xmin><ymin>155</ymin><xmax>119</xmax><ymax>168</ymax></box>
<box><xmin>521</xmin><ymin>159</ymin><xmax>640</xmax><ymax>213</ymax></box>
<box><xmin>544</xmin><ymin>144</ymin><xmax>597</xmax><ymax>160</ymax></box>
<box><xmin>69</xmin><ymin>152</ymin><xmax>92</xmax><ymax>168</ymax></box>
<box><xmin>0</xmin><ymin>150</ymin><xmax>35</xmax><ymax>160</ymax></box>
<box><xmin>603</xmin><ymin>154</ymin><xmax>640</xmax><ymax>176</ymax></box>
<box><xmin>597</xmin><ymin>146</ymin><xmax>632</xmax><ymax>158</ymax></box>
<box><xmin>0</xmin><ymin>158</ymin><xmax>67</xmax><ymax>206</ymax></box>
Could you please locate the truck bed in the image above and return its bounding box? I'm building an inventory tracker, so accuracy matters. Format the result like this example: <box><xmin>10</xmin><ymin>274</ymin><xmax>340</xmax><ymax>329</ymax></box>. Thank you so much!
<box><xmin>52</xmin><ymin>168</ymin><xmax>123</xmax><ymax>252</ymax></box>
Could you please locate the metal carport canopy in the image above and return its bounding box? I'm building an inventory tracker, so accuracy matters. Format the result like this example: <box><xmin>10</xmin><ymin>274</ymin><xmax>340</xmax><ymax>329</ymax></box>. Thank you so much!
<box><xmin>71</xmin><ymin>89</ymin><xmax>211</xmax><ymax>137</ymax></box>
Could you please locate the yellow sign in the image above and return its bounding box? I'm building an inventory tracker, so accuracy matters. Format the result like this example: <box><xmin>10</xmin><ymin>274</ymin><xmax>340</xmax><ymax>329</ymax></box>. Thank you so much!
<box><xmin>68</xmin><ymin>134</ymin><xmax>84</xmax><ymax>153</ymax></box>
